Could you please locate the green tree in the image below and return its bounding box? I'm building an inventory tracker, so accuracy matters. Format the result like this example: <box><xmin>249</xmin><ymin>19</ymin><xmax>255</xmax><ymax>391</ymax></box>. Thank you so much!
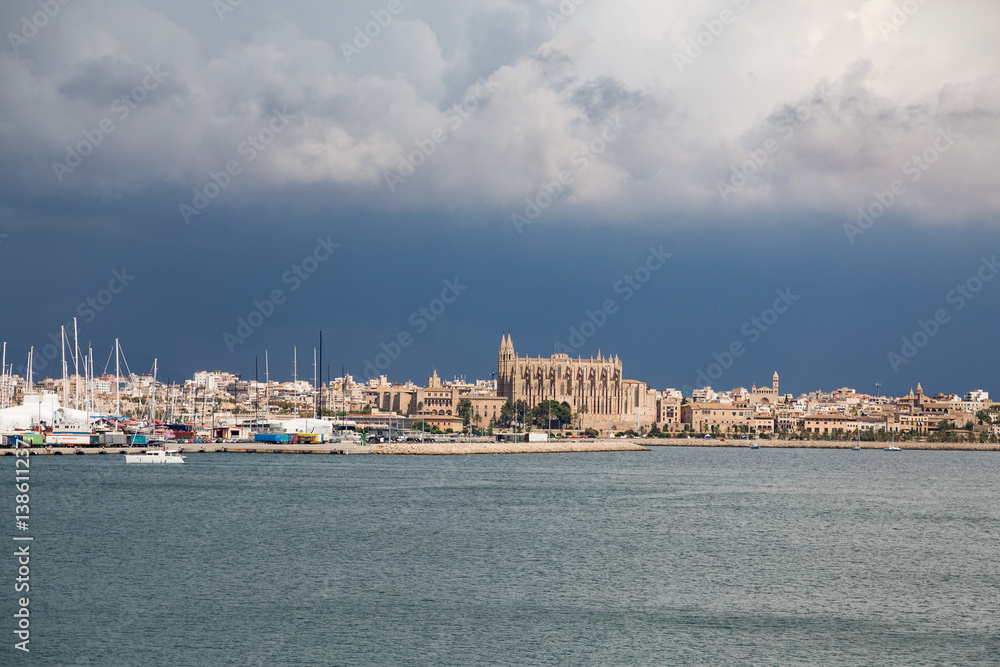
<box><xmin>458</xmin><ymin>398</ymin><xmax>472</xmax><ymax>426</ymax></box>
<box><xmin>497</xmin><ymin>402</ymin><xmax>514</xmax><ymax>429</ymax></box>
<box><xmin>530</xmin><ymin>400</ymin><xmax>572</xmax><ymax>429</ymax></box>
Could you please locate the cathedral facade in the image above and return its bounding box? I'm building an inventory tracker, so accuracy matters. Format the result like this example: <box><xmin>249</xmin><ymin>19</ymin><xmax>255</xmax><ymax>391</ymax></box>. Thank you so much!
<box><xmin>497</xmin><ymin>335</ymin><xmax>657</xmax><ymax>430</ymax></box>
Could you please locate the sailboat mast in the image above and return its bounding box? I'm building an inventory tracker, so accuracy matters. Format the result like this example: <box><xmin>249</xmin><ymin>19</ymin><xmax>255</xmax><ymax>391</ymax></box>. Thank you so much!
<box><xmin>61</xmin><ymin>325</ymin><xmax>69</xmax><ymax>406</ymax></box>
<box><xmin>150</xmin><ymin>358</ymin><xmax>157</xmax><ymax>425</ymax></box>
<box><xmin>115</xmin><ymin>338</ymin><xmax>121</xmax><ymax>425</ymax></box>
<box><xmin>83</xmin><ymin>346</ymin><xmax>90</xmax><ymax>425</ymax></box>
<box><xmin>73</xmin><ymin>318</ymin><xmax>80</xmax><ymax>409</ymax></box>
<box><xmin>293</xmin><ymin>345</ymin><xmax>297</xmax><ymax>384</ymax></box>
<box><xmin>318</xmin><ymin>330</ymin><xmax>323</xmax><ymax>418</ymax></box>
<box><xmin>1</xmin><ymin>341</ymin><xmax>6</xmax><ymax>409</ymax></box>
<box><xmin>27</xmin><ymin>346</ymin><xmax>33</xmax><ymax>393</ymax></box>
<box><xmin>265</xmin><ymin>350</ymin><xmax>270</xmax><ymax>419</ymax></box>
<box><xmin>313</xmin><ymin>348</ymin><xmax>317</xmax><ymax>419</ymax></box>
<box><xmin>88</xmin><ymin>347</ymin><xmax>94</xmax><ymax>416</ymax></box>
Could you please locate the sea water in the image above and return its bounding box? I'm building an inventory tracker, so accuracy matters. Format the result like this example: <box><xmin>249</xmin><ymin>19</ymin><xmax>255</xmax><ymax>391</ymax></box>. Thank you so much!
<box><xmin>3</xmin><ymin>448</ymin><xmax>999</xmax><ymax>665</ymax></box>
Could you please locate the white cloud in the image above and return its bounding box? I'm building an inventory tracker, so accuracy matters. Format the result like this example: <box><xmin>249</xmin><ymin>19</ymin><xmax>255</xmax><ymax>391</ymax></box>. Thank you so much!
<box><xmin>0</xmin><ymin>0</ymin><xmax>996</xmax><ymax>224</ymax></box>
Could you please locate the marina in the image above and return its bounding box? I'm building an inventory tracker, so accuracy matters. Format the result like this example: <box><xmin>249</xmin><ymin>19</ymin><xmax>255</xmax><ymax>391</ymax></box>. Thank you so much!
<box><xmin>6</xmin><ymin>437</ymin><xmax>1000</xmax><ymax>456</ymax></box>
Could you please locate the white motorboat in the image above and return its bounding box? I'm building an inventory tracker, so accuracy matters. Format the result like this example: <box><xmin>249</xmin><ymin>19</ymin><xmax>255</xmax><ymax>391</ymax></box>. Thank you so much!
<box><xmin>125</xmin><ymin>448</ymin><xmax>186</xmax><ymax>464</ymax></box>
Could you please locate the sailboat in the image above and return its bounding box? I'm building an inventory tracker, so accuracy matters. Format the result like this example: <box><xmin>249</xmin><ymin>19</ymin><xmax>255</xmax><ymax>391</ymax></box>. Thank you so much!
<box><xmin>884</xmin><ymin>431</ymin><xmax>901</xmax><ymax>451</ymax></box>
<box><xmin>124</xmin><ymin>354</ymin><xmax>185</xmax><ymax>464</ymax></box>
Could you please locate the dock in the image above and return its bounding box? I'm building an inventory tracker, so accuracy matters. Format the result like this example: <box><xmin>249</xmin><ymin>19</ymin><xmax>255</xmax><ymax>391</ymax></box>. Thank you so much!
<box><xmin>2</xmin><ymin>439</ymin><xmax>651</xmax><ymax>456</ymax></box>
<box><xmin>2</xmin><ymin>442</ymin><xmax>373</xmax><ymax>456</ymax></box>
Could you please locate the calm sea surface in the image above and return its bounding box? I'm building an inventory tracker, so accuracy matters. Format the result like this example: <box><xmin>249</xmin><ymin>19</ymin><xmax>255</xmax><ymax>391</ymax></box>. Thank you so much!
<box><xmin>4</xmin><ymin>447</ymin><xmax>1000</xmax><ymax>665</ymax></box>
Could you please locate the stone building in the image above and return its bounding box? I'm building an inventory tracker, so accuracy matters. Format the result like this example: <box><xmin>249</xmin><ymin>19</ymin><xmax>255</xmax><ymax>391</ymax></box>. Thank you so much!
<box><xmin>496</xmin><ymin>335</ymin><xmax>656</xmax><ymax>431</ymax></box>
<box><xmin>749</xmin><ymin>372</ymin><xmax>781</xmax><ymax>406</ymax></box>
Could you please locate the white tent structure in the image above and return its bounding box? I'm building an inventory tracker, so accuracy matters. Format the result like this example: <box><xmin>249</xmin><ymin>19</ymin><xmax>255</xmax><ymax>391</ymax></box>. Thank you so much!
<box><xmin>0</xmin><ymin>394</ymin><xmax>91</xmax><ymax>431</ymax></box>
<box><xmin>274</xmin><ymin>418</ymin><xmax>334</xmax><ymax>437</ymax></box>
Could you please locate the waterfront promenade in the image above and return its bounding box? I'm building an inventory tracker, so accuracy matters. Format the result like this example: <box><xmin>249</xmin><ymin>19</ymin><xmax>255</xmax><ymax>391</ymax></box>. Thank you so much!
<box><xmin>4</xmin><ymin>438</ymin><xmax>998</xmax><ymax>456</ymax></box>
<box><xmin>0</xmin><ymin>439</ymin><xmax>650</xmax><ymax>456</ymax></box>
<box><xmin>637</xmin><ymin>437</ymin><xmax>1000</xmax><ymax>451</ymax></box>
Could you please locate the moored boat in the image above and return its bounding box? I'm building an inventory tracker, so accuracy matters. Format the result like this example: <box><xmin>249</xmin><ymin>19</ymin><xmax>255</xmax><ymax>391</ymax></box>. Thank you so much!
<box><xmin>125</xmin><ymin>448</ymin><xmax>186</xmax><ymax>464</ymax></box>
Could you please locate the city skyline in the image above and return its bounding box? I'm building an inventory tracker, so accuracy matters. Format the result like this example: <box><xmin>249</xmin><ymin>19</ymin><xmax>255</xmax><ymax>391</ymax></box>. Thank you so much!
<box><xmin>4</xmin><ymin>325</ymin><xmax>995</xmax><ymax>402</ymax></box>
<box><xmin>1</xmin><ymin>1</ymin><xmax>997</xmax><ymax>401</ymax></box>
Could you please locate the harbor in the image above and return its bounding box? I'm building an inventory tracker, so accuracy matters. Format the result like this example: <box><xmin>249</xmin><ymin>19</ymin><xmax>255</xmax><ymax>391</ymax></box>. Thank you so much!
<box><xmin>1</xmin><ymin>438</ymin><xmax>650</xmax><ymax>456</ymax></box>
<box><xmin>7</xmin><ymin>437</ymin><xmax>1000</xmax><ymax>456</ymax></box>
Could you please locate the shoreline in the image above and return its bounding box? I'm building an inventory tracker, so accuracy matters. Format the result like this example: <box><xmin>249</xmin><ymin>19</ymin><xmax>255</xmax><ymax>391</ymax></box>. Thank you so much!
<box><xmin>2</xmin><ymin>439</ymin><xmax>650</xmax><ymax>456</ymax></box>
<box><xmin>636</xmin><ymin>437</ymin><xmax>1000</xmax><ymax>451</ymax></box>
<box><xmin>5</xmin><ymin>438</ymin><xmax>999</xmax><ymax>456</ymax></box>
<box><xmin>366</xmin><ymin>440</ymin><xmax>650</xmax><ymax>455</ymax></box>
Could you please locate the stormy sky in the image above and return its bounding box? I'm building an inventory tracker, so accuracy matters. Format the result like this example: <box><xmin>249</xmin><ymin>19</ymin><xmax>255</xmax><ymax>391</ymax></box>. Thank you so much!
<box><xmin>0</xmin><ymin>0</ymin><xmax>997</xmax><ymax>397</ymax></box>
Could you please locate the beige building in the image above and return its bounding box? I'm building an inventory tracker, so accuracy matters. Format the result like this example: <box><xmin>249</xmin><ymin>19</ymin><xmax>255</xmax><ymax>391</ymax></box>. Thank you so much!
<box><xmin>682</xmin><ymin>402</ymin><xmax>756</xmax><ymax>432</ymax></box>
<box><xmin>752</xmin><ymin>413</ymin><xmax>777</xmax><ymax>433</ymax></box>
<box><xmin>468</xmin><ymin>395</ymin><xmax>506</xmax><ymax>428</ymax></box>
<box><xmin>657</xmin><ymin>396</ymin><xmax>681</xmax><ymax>429</ymax></box>
<box><xmin>803</xmin><ymin>415</ymin><xmax>885</xmax><ymax>435</ymax></box>
<box><xmin>497</xmin><ymin>335</ymin><xmax>657</xmax><ymax>431</ymax></box>
<box><xmin>365</xmin><ymin>370</ymin><xmax>462</xmax><ymax>420</ymax></box>
<box><xmin>749</xmin><ymin>372</ymin><xmax>781</xmax><ymax>406</ymax></box>
<box><xmin>892</xmin><ymin>383</ymin><xmax>976</xmax><ymax>431</ymax></box>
